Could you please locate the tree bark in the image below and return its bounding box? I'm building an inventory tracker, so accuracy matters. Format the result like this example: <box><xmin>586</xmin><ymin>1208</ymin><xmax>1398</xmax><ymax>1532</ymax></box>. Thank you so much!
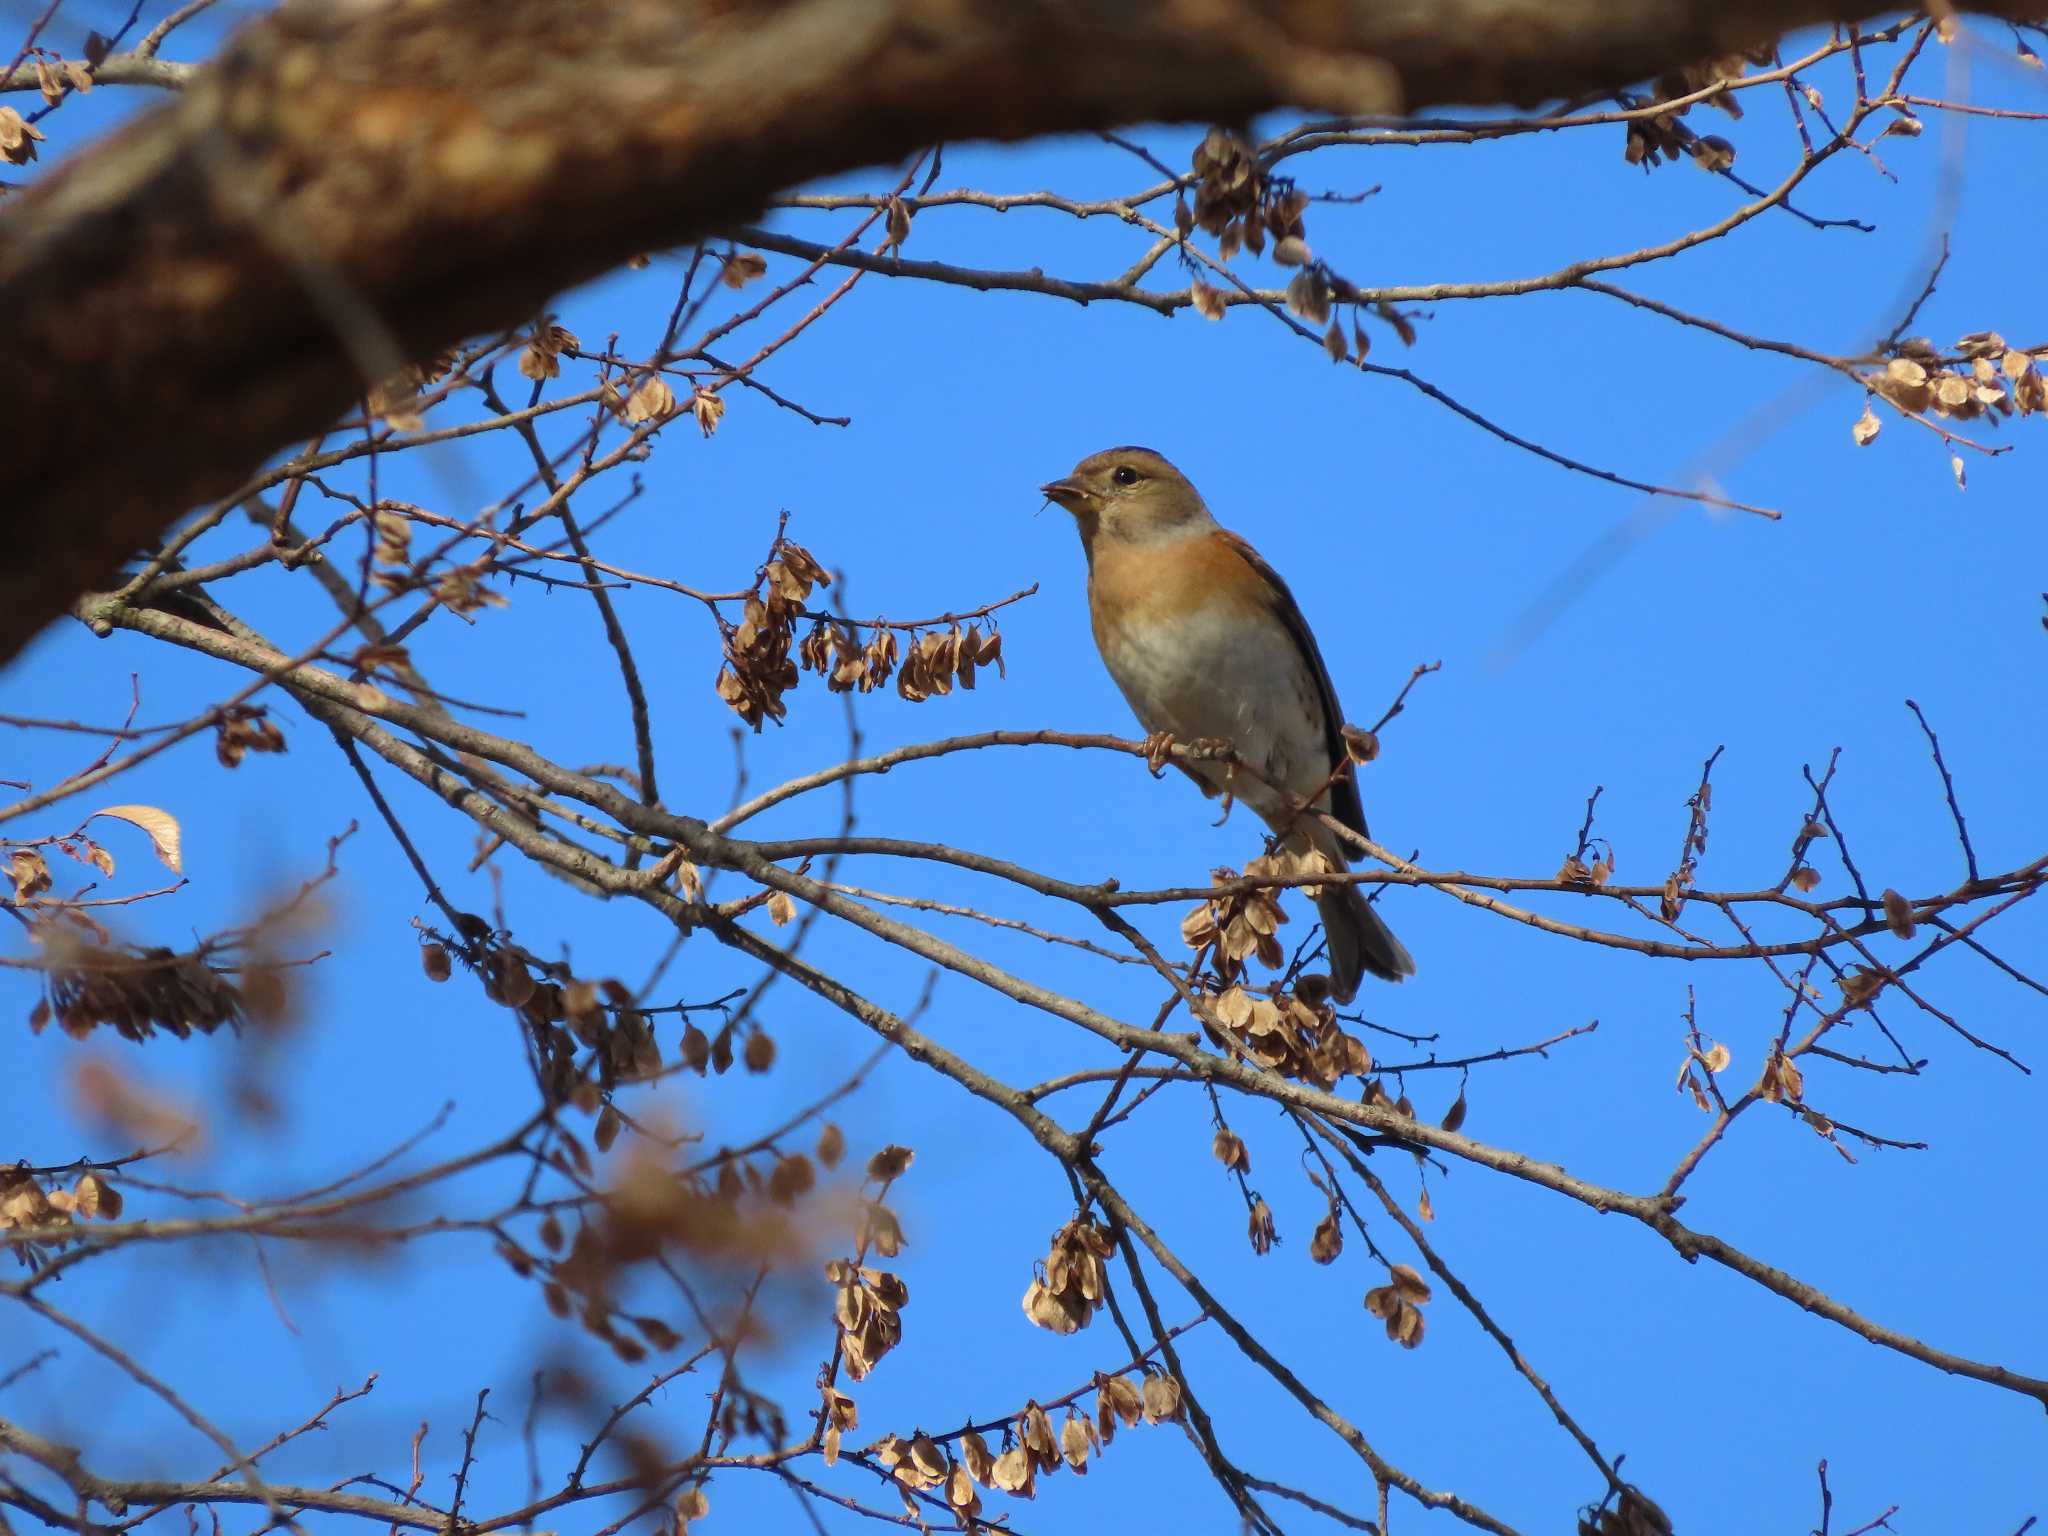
<box><xmin>0</xmin><ymin>0</ymin><xmax>2028</xmax><ymax>663</ymax></box>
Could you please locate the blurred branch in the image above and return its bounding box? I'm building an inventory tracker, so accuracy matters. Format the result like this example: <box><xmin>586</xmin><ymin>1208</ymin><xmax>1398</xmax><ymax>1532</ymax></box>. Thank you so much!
<box><xmin>6</xmin><ymin>0</ymin><xmax>2046</xmax><ymax>661</ymax></box>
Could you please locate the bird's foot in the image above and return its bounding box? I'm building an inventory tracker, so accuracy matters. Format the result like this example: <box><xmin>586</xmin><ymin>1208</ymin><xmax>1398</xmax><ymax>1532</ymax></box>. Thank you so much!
<box><xmin>1141</xmin><ymin>730</ymin><xmax>1178</xmax><ymax>777</ymax></box>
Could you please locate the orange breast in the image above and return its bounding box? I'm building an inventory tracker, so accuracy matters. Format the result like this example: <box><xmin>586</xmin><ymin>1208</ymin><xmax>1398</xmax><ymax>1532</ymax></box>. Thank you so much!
<box><xmin>1087</xmin><ymin>530</ymin><xmax>1269</xmax><ymax>656</ymax></box>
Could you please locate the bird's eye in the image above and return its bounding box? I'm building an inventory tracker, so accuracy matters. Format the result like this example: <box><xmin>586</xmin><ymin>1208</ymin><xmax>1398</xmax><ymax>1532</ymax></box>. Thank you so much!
<box><xmin>1111</xmin><ymin>465</ymin><xmax>1142</xmax><ymax>487</ymax></box>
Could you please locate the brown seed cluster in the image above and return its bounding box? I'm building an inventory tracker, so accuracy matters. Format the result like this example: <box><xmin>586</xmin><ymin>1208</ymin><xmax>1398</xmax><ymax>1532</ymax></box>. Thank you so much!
<box><xmin>1178</xmin><ymin>856</ymin><xmax>1380</xmax><ymax>1084</ymax></box>
<box><xmin>829</xmin><ymin>1257</ymin><xmax>910</xmax><ymax>1380</ymax></box>
<box><xmin>1309</xmin><ymin>1202</ymin><xmax>1344</xmax><ymax>1264</ymax></box>
<box><xmin>1623</xmin><ymin>51</ymin><xmax>1759</xmax><ymax>170</ymax></box>
<box><xmin>432</xmin><ymin>560</ymin><xmax>509</xmax><ymax>618</ymax></box>
<box><xmin>1755</xmin><ymin>1042</ymin><xmax>1851</xmax><ymax>1156</ymax></box>
<box><xmin>620</xmin><ymin>373</ymin><xmax>676</xmax><ymax>424</ymax></box>
<box><xmin>1756</xmin><ymin>1045</ymin><xmax>1806</xmax><ymax>1106</ymax></box>
<box><xmin>0</xmin><ymin>106</ymin><xmax>46</xmax><ymax>166</ymax></box>
<box><xmin>1363</xmin><ymin>1262</ymin><xmax>1432</xmax><ymax>1348</ymax></box>
<box><xmin>802</xmin><ymin>618</ymin><xmax>1011</xmax><ymax>704</ymax></box>
<box><xmin>869</xmin><ymin>623</ymin><xmax>1003</xmax><ymax>704</ymax></box>
<box><xmin>1881</xmin><ymin>888</ymin><xmax>1918</xmax><ymax>939</ymax></box>
<box><xmin>497</xmin><ymin>965</ymin><xmax>666</xmax><ymax>1103</ymax></box>
<box><xmin>1</xmin><ymin>1166</ymin><xmax>123</xmax><ymax>1271</ymax></box>
<box><xmin>8</xmin><ymin>847</ymin><xmax>51</xmax><ymax>900</ymax></box>
<box><xmin>1180</xmin><ymin>854</ymin><xmax>1297</xmax><ymax>979</ymax></box>
<box><xmin>1180</xmin><ymin>125</ymin><xmax>1401</xmax><ymax>363</ymax></box>
<box><xmin>716</xmin><ymin>535</ymin><xmax>1007</xmax><ymax>726</ymax></box>
<box><xmin>518</xmin><ymin>318</ymin><xmax>580</xmax><ymax>382</ymax></box>
<box><xmin>514</xmin><ymin>1143</ymin><xmax>807</xmax><ymax>1367</ymax></box>
<box><xmin>215</xmin><ymin>706</ymin><xmax>287</xmax><ymax>769</ymax></box>
<box><xmin>30</xmin><ymin>943</ymin><xmax>246</xmax><ymax>1043</ymax></box>
<box><xmin>1361</xmin><ymin>1076</ymin><xmax>1420</xmax><ymax>1123</ymax></box>
<box><xmin>1580</xmin><ymin>1488</ymin><xmax>1676</xmax><ymax>1536</ymax></box>
<box><xmin>603</xmin><ymin>371</ymin><xmax>723</xmax><ymax>435</ymax></box>
<box><xmin>679</xmin><ymin>1010</ymin><xmax>777</xmax><ymax>1082</ymax></box>
<box><xmin>363</xmin><ymin>503</ymin><xmax>503</xmax><ymax>615</ymax></box>
<box><xmin>1863</xmin><ymin>335</ymin><xmax>2048</xmax><ymax>437</ymax></box>
<box><xmin>1246</xmin><ymin>1196</ymin><xmax>1277</xmax><ymax>1255</ymax></box>
<box><xmin>1557</xmin><ymin>849</ymin><xmax>1614</xmax><ymax>888</ymax></box>
<box><xmin>673</xmin><ymin>1486</ymin><xmax>710</xmax><ymax>1533</ymax></box>
<box><xmin>1185</xmin><ymin>127</ymin><xmax>1309</xmax><ymax>264</ymax></box>
<box><xmin>819</xmin><ymin>1384</ymin><xmax>859</xmax><ymax>1465</ymax></box>
<box><xmin>715</xmin><ymin>537</ymin><xmax>832</xmax><ymax>728</ymax></box>
<box><xmin>367</xmin><ymin>354</ymin><xmax>453</xmax><ymax>431</ymax></box>
<box><xmin>862</xmin><ymin>1370</ymin><xmax>1181</xmax><ymax>1520</ymax></box>
<box><xmin>1201</xmin><ymin>981</ymin><xmax>1374</xmax><ymax>1090</ymax></box>
<box><xmin>796</xmin><ymin>619</ymin><xmax>894</xmax><ymax>695</ymax></box>
<box><xmin>1211</xmin><ymin>1126</ymin><xmax>1250</xmax><ymax>1175</ymax></box>
<box><xmin>721</xmin><ymin>250</ymin><xmax>770</xmax><ymax>288</ymax></box>
<box><xmin>24</xmin><ymin>55</ymin><xmax>94</xmax><ymax>110</ymax></box>
<box><xmin>1676</xmin><ymin>1037</ymin><xmax>1731</xmax><ymax>1112</ymax></box>
<box><xmin>1020</xmin><ymin>1217</ymin><xmax>1114</xmax><ymax>1335</ymax></box>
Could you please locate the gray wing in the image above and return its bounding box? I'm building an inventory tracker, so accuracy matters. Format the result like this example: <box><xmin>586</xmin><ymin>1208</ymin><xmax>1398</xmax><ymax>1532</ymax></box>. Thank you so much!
<box><xmin>1216</xmin><ymin>529</ymin><xmax>1368</xmax><ymax>842</ymax></box>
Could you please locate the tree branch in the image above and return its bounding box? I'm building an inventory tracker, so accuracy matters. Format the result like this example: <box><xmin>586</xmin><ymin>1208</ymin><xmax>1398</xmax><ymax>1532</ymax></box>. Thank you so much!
<box><xmin>4</xmin><ymin>0</ymin><xmax>2043</xmax><ymax>661</ymax></box>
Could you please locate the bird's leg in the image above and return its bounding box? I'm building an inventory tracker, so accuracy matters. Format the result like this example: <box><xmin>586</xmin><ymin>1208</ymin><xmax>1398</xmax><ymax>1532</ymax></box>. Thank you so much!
<box><xmin>1141</xmin><ymin>730</ymin><xmax>1178</xmax><ymax>777</ymax></box>
<box><xmin>1196</xmin><ymin>744</ymin><xmax>1237</xmax><ymax>824</ymax></box>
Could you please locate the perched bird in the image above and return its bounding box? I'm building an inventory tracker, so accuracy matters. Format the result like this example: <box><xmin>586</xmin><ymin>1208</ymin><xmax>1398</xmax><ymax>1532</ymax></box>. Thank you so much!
<box><xmin>1040</xmin><ymin>447</ymin><xmax>1413</xmax><ymax>1000</ymax></box>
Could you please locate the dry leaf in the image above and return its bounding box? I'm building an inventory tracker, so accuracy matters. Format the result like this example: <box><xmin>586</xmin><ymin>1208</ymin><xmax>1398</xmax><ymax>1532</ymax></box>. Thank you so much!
<box><xmin>1341</xmin><ymin>725</ymin><xmax>1380</xmax><ymax>763</ymax></box>
<box><xmin>1059</xmin><ymin>1414</ymin><xmax>1094</xmax><ymax>1472</ymax></box>
<box><xmin>1439</xmin><ymin>1087</ymin><xmax>1467</xmax><ymax>1133</ymax></box>
<box><xmin>674</xmin><ymin>1485</ymin><xmax>708</xmax><ymax>1532</ymax></box>
<box><xmin>1139</xmin><ymin>1373</ymin><xmax>1182</xmax><ymax>1423</ymax></box>
<box><xmin>1881</xmin><ymin>888</ymin><xmax>1917</xmax><ymax>940</ymax></box>
<box><xmin>1310</xmin><ymin>1208</ymin><xmax>1343</xmax><ymax>1263</ymax></box>
<box><xmin>73</xmin><ymin>1173</ymin><xmax>121</xmax><ymax>1220</ymax></box>
<box><xmin>816</xmin><ymin>1122</ymin><xmax>845</xmax><ymax>1168</ymax></box>
<box><xmin>9</xmin><ymin>849</ymin><xmax>50</xmax><ymax>901</ymax></box>
<box><xmin>866</xmin><ymin>1145</ymin><xmax>914</xmax><ymax>1182</ymax></box>
<box><xmin>989</xmin><ymin>1445</ymin><xmax>1035</xmax><ymax>1495</ymax></box>
<box><xmin>90</xmin><ymin>806</ymin><xmax>183</xmax><ymax>873</ymax></box>
<box><xmin>1247</xmin><ymin>1197</ymin><xmax>1276</xmax><ymax>1255</ymax></box>
<box><xmin>1211</xmin><ymin>1127</ymin><xmax>1250</xmax><ymax>1173</ymax></box>
<box><xmin>624</xmin><ymin>376</ymin><xmax>677</xmax><ymax>424</ymax></box>
<box><xmin>0</xmin><ymin>107</ymin><xmax>47</xmax><ymax>166</ymax></box>
<box><xmin>722</xmin><ymin>251</ymin><xmax>768</xmax><ymax>287</ymax></box>
<box><xmin>960</xmin><ymin>1429</ymin><xmax>994</xmax><ymax>1485</ymax></box>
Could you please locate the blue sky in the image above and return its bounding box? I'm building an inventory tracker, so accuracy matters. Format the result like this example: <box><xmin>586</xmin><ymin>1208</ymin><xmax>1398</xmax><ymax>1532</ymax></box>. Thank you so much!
<box><xmin>4</xmin><ymin>12</ymin><xmax>2046</xmax><ymax>1535</ymax></box>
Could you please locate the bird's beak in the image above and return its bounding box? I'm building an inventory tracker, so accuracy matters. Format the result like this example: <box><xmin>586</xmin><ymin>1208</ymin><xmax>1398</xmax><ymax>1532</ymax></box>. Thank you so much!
<box><xmin>1039</xmin><ymin>478</ymin><xmax>1088</xmax><ymax>507</ymax></box>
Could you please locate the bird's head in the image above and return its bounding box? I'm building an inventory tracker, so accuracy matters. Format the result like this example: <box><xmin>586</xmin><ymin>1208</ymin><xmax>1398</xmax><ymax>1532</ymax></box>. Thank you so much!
<box><xmin>1039</xmin><ymin>447</ymin><xmax>1213</xmax><ymax>554</ymax></box>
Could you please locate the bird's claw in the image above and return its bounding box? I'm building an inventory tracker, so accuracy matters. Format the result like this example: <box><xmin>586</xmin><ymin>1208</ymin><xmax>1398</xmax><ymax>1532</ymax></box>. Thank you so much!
<box><xmin>1142</xmin><ymin>731</ymin><xmax>1178</xmax><ymax>777</ymax></box>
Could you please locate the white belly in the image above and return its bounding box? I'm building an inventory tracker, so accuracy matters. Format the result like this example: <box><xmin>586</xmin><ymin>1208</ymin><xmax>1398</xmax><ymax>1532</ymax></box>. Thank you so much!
<box><xmin>1100</xmin><ymin>598</ymin><xmax>1333</xmax><ymax>823</ymax></box>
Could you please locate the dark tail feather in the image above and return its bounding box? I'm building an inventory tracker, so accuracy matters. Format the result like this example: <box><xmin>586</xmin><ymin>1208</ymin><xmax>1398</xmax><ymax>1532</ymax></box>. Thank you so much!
<box><xmin>1316</xmin><ymin>883</ymin><xmax>1415</xmax><ymax>1002</ymax></box>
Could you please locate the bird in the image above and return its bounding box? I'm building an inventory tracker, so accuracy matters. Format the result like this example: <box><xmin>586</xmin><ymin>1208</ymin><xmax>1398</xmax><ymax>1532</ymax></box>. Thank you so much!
<box><xmin>1039</xmin><ymin>446</ymin><xmax>1413</xmax><ymax>1001</ymax></box>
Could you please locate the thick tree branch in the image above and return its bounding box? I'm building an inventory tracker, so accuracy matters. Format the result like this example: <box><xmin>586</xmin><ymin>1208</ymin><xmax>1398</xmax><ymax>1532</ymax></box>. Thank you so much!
<box><xmin>2</xmin><ymin>0</ymin><xmax>2042</xmax><ymax>663</ymax></box>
